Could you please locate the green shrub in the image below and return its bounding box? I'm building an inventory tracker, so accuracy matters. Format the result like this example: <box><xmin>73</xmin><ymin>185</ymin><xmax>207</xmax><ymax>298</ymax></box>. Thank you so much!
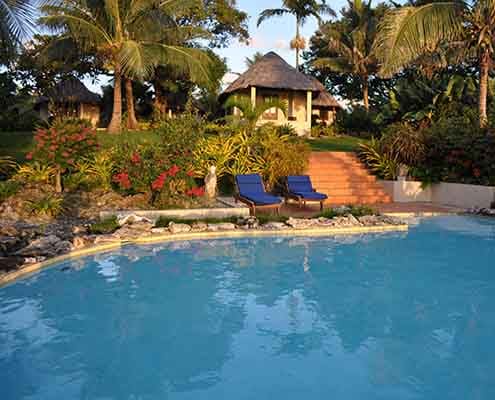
<box><xmin>380</xmin><ymin>123</ymin><xmax>426</xmax><ymax>167</ymax></box>
<box><xmin>0</xmin><ymin>180</ymin><xmax>20</xmax><ymax>202</ymax></box>
<box><xmin>25</xmin><ymin>195</ymin><xmax>64</xmax><ymax>217</ymax></box>
<box><xmin>336</xmin><ymin>107</ymin><xmax>380</xmax><ymax>136</ymax></box>
<box><xmin>357</xmin><ymin>138</ymin><xmax>399</xmax><ymax>180</ymax></box>
<box><xmin>16</xmin><ymin>161</ymin><xmax>57</xmax><ymax>184</ymax></box>
<box><xmin>277</xmin><ymin>123</ymin><xmax>297</xmax><ymax>136</ymax></box>
<box><xmin>311</xmin><ymin>124</ymin><xmax>338</xmax><ymax>138</ymax></box>
<box><xmin>88</xmin><ymin>216</ymin><xmax>120</xmax><ymax>234</ymax></box>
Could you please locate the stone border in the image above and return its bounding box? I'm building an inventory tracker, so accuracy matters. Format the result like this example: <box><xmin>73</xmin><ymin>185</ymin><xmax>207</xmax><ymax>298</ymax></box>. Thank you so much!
<box><xmin>0</xmin><ymin>224</ymin><xmax>408</xmax><ymax>287</ymax></box>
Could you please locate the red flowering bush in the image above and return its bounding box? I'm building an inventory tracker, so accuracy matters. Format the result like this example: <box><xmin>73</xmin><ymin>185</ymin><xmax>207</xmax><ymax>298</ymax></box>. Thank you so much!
<box><xmin>111</xmin><ymin>142</ymin><xmax>205</xmax><ymax>208</ymax></box>
<box><xmin>26</xmin><ymin>118</ymin><xmax>98</xmax><ymax>192</ymax></box>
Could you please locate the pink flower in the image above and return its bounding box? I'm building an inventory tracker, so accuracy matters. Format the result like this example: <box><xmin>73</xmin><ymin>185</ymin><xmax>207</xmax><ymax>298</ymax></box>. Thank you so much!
<box><xmin>26</xmin><ymin>152</ymin><xmax>33</xmax><ymax>160</ymax></box>
<box><xmin>151</xmin><ymin>172</ymin><xmax>167</xmax><ymax>190</ymax></box>
<box><xmin>186</xmin><ymin>170</ymin><xmax>195</xmax><ymax>177</ymax></box>
<box><xmin>62</xmin><ymin>151</ymin><xmax>70</xmax><ymax>158</ymax></box>
<box><xmin>131</xmin><ymin>152</ymin><xmax>141</xmax><ymax>164</ymax></box>
<box><xmin>167</xmin><ymin>164</ymin><xmax>180</xmax><ymax>177</ymax></box>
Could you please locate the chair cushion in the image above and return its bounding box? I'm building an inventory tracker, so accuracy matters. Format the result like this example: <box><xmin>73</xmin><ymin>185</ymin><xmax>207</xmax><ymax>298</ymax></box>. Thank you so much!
<box><xmin>240</xmin><ymin>192</ymin><xmax>282</xmax><ymax>205</ymax></box>
<box><xmin>292</xmin><ymin>191</ymin><xmax>328</xmax><ymax>201</ymax></box>
<box><xmin>236</xmin><ymin>174</ymin><xmax>264</xmax><ymax>193</ymax></box>
<box><xmin>287</xmin><ymin>175</ymin><xmax>313</xmax><ymax>193</ymax></box>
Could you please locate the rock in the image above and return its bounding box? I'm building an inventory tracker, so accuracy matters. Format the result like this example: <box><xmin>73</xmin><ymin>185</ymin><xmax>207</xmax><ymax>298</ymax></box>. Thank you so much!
<box><xmin>262</xmin><ymin>222</ymin><xmax>288</xmax><ymax>230</ymax></box>
<box><xmin>191</xmin><ymin>222</ymin><xmax>208</xmax><ymax>232</ymax></box>
<box><xmin>15</xmin><ymin>235</ymin><xmax>71</xmax><ymax>258</ymax></box>
<box><xmin>358</xmin><ymin>215</ymin><xmax>380</xmax><ymax>226</ymax></box>
<box><xmin>117</xmin><ymin>214</ymin><xmax>153</xmax><ymax>226</ymax></box>
<box><xmin>151</xmin><ymin>227</ymin><xmax>169</xmax><ymax>234</ymax></box>
<box><xmin>346</xmin><ymin>214</ymin><xmax>362</xmax><ymax>226</ymax></box>
<box><xmin>0</xmin><ymin>256</ymin><xmax>25</xmax><ymax>271</ymax></box>
<box><xmin>71</xmin><ymin>235</ymin><xmax>95</xmax><ymax>250</ymax></box>
<box><xmin>237</xmin><ymin>216</ymin><xmax>259</xmax><ymax>229</ymax></box>
<box><xmin>23</xmin><ymin>256</ymin><xmax>46</xmax><ymax>264</ymax></box>
<box><xmin>207</xmin><ymin>223</ymin><xmax>236</xmax><ymax>231</ymax></box>
<box><xmin>112</xmin><ymin>221</ymin><xmax>153</xmax><ymax>239</ymax></box>
<box><xmin>72</xmin><ymin>225</ymin><xmax>88</xmax><ymax>235</ymax></box>
<box><xmin>168</xmin><ymin>222</ymin><xmax>191</xmax><ymax>234</ymax></box>
<box><xmin>94</xmin><ymin>235</ymin><xmax>119</xmax><ymax>244</ymax></box>
<box><xmin>286</xmin><ymin>217</ymin><xmax>316</xmax><ymax>229</ymax></box>
<box><xmin>315</xmin><ymin>217</ymin><xmax>336</xmax><ymax>227</ymax></box>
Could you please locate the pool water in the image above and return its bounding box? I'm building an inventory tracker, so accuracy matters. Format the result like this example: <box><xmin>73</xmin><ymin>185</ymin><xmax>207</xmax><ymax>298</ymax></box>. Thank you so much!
<box><xmin>1</xmin><ymin>216</ymin><xmax>495</xmax><ymax>399</ymax></box>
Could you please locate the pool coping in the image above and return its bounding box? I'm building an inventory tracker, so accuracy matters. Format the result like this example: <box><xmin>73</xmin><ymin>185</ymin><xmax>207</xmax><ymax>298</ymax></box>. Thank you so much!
<box><xmin>0</xmin><ymin>224</ymin><xmax>408</xmax><ymax>286</ymax></box>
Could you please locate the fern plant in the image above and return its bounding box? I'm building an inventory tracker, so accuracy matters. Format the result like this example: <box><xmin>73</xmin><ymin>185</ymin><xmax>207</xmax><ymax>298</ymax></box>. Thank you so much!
<box><xmin>358</xmin><ymin>138</ymin><xmax>400</xmax><ymax>180</ymax></box>
<box><xmin>16</xmin><ymin>162</ymin><xmax>57</xmax><ymax>184</ymax></box>
<box><xmin>26</xmin><ymin>195</ymin><xmax>65</xmax><ymax>217</ymax></box>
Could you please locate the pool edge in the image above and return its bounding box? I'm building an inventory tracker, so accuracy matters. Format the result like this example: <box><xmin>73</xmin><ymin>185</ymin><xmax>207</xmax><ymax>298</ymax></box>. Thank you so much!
<box><xmin>0</xmin><ymin>224</ymin><xmax>408</xmax><ymax>286</ymax></box>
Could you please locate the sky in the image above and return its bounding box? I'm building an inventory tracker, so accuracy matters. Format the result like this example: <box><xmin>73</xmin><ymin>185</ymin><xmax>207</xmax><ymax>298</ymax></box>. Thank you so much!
<box><xmin>85</xmin><ymin>0</ymin><xmax>350</xmax><ymax>93</ymax></box>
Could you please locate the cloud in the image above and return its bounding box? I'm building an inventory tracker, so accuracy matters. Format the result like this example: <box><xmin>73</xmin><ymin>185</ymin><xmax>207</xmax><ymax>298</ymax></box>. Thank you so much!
<box><xmin>274</xmin><ymin>39</ymin><xmax>289</xmax><ymax>50</ymax></box>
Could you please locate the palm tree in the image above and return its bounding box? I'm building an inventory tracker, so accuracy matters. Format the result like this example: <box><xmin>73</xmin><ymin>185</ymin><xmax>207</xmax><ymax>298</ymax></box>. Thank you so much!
<box><xmin>245</xmin><ymin>51</ymin><xmax>264</xmax><ymax>68</ymax></box>
<box><xmin>313</xmin><ymin>0</ymin><xmax>378</xmax><ymax>110</ymax></box>
<box><xmin>41</xmin><ymin>0</ymin><xmax>211</xmax><ymax>133</ymax></box>
<box><xmin>0</xmin><ymin>0</ymin><xmax>36</xmax><ymax>62</ymax></box>
<box><xmin>374</xmin><ymin>0</ymin><xmax>495</xmax><ymax>127</ymax></box>
<box><xmin>223</xmin><ymin>96</ymin><xmax>288</xmax><ymax>133</ymax></box>
<box><xmin>257</xmin><ymin>0</ymin><xmax>335</xmax><ymax>68</ymax></box>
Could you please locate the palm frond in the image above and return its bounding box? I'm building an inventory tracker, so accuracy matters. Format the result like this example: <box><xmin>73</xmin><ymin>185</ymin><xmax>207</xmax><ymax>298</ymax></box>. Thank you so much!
<box><xmin>0</xmin><ymin>0</ymin><xmax>36</xmax><ymax>51</ymax></box>
<box><xmin>257</xmin><ymin>8</ymin><xmax>289</xmax><ymax>26</ymax></box>
<box><xmin>374</xmin><ymin>2</ymin><xmax>465</xmax><ymax>77</ymax></box>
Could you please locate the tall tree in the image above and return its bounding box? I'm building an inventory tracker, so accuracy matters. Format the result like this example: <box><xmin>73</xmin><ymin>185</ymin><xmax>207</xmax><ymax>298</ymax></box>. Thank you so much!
<box><xmin>245</xmin><ymin>51</ymin><xmax>264</xmax><ymax>68</ymax></box>
<box><xmin>313</xmin><ymin>0</ymin><xmax>379</xmax><ymax>110</ymax></box>
<box><xmin>41</xmin><ymin>0</ymin><xmax>212</xmax><ymax>133</ymax></box>
<box><xmin>374</xmin><ymin>0</ymin><xmax>495</xmax><ymax>127</ymax></box>
<box><xmin>257</xmin><ymin>0</ymin><xmax>335</xmax><ymax>68</ymax></box>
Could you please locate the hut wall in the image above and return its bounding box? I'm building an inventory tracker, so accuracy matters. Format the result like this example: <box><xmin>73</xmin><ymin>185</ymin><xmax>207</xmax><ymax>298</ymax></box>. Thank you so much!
<box><xmin>255</xmin><ymin>88</ymin><xmax>310</xmax><ymax>135</ymax></box>
<box><xmin>79</xmin><ymin>103</ymin><xmax>101</xmax><ymax>128</ymax></box>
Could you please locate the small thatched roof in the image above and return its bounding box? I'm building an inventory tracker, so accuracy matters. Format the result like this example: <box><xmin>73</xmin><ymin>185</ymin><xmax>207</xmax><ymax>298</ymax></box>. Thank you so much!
<box><xmin>222</xmin><ymin>52</ymin><xmax>321</xmax><ymax>95</ymax></box>
<box><xmin>310</xmin><ymin>78</ymin><xmax>341</xmax><ymax>109</ymax></box>
<box><xmin>48</xmin><ymin>77</ymin><xmax>101</xmax><ymax>104</ymax></box>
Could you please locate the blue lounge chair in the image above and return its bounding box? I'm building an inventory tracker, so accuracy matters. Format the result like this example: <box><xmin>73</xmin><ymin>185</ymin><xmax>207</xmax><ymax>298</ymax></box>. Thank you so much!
<box><xmin>286</xmin><ymin>175</ymin><xmax>328</xmax><ymax>211</ymax></box>
<box><xmin>235</xmin><ymin>174</ymin><xmax>282</xmax><ymax>215</ymax></box>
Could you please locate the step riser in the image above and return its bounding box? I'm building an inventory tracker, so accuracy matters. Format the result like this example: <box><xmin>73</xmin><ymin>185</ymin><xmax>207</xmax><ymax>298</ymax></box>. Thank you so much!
<box><xmin>306</xmin><ymin>151</ymin><xmax>391</xmax><ymax>205</ymax></box>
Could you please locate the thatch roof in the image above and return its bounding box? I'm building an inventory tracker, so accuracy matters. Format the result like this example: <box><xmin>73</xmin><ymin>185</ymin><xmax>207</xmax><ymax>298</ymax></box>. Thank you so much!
<box><xmin>48</xmin><ymin>77</ymin><xmax>101</xmax><ymax>104</ymax></box>
<box><xmin>222</xmin><ymin>52</ymin><xmax>321</xmax><ymax>94</ymax></box>
<box><xmin>310</xmin><ymin>78</ymin><xmax>341</xmax><ymax>109</ymax></box>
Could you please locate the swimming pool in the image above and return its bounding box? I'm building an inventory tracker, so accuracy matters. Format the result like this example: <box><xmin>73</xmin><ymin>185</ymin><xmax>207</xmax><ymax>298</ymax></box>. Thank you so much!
<box><xmin>1</xmin><ymin>216</ymin><xmax>495</xmax><ymax>399</ymax></box>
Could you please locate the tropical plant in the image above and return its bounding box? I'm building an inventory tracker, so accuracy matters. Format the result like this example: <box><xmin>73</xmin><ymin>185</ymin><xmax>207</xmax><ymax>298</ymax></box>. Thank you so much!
<box><xmin>41</xmin><ymin>0</ymin><xmax>212</xmax><ymax>133</ymax></box>
<box><xmin>0</xmin><ymin>180</ymin><xmax>20</xmax><ymax>202</ymax></box>
<box><xmin>313</xmin><ymin>0</ymin><xmax>379</xmax><ymax>111</ymax></box>
<box><xmin>25</xmin><ymin>194</ymin><xmax>65</xmax><ymax>217</ymax></box>
<box><xmin>358</xmin><ymin>138</ymin><xmax>400</xmax><ymax>179</ymax></box>
<box><xmin>223</xmin><ymin>96</ymin><xmax>288</xmax><ymax>133</ymax></box>
<box><xmin>0</xmin><ymin>156</ymin><xmax>17</xmax><ymax>176</ymax></box>
<box><xmin>88</xmin><ymin>216</ymin><xmax>120</xmax><ymax>234</ymax></box>
<box><xmin>0</xmin><ymin>0</ymin><xmax>35</xmax><ymax>62</ymax></box>
<box><xmin>380</xmin><ymin>123</ymin><xmax>426</xmax><ymax>167</ymax></box>
<box><xmin>374</xmin><ymin>0</ymin><xmax>495</xmax><ymax>126</ymax></box>
<box><xmin>16</xmin><ymin>162</ymin><xmax>57</xmax><ymax>184</ymax></box>
<box><xmin>26</xmin><ymin>121</ymin><xmax>99</xmax><ymax>192</ymax></box>
<box><xmin>257</xmin><ymin>0</ymin><xmax>335</xmax><ymax>68</ymax></box>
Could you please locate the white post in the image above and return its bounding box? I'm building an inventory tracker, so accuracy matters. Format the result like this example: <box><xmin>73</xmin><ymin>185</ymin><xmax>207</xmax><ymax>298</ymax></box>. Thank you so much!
<box><xmin>306</xmin><ymin>91</ymin><xmax>312</xmax><ymax>130</ymax></box>
<box><xmin>250</xmin><ymin>86</ymin><xmax>256</xmax><ymax>108</ymax></box>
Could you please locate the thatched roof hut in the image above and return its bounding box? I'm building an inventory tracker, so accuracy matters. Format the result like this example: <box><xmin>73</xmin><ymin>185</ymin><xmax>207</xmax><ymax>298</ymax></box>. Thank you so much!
<box><xmin>36</xmin><ymin>78</ymin><xmax>101</xmax><ymax>127</ymax></box>
<box><xmin>221</xmin><ymin>51</ymin><xmax>341</xmax><ymax>135</ymax></box>
<box><xmin>48</xmin><ymin>77</ymin><xmax>101</xmax><ymax>104</ymax></box>
<box><xmin>223</xmin><ymin>52</ymin><xmax>321</xmax><ymax>95</ymax></box>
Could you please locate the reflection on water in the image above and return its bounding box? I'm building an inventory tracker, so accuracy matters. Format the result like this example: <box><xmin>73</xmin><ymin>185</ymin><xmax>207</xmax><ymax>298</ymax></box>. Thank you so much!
<box><xmin>1</xmin><ymin>216</ymin><xmax>495</xmax><ymax>399</ymax></box>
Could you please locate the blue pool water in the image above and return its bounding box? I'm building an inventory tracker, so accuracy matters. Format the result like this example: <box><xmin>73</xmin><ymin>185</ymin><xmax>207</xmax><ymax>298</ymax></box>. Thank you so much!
<box><xmin>1</xmin><ymin>216</ymin><xmax>495</xmax><ymax>399</ymax></box>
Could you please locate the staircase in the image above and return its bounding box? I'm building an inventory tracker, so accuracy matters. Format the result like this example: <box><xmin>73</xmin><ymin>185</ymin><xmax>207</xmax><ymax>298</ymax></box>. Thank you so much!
<box><xmin>306</xmin><ymin>152</ymin><xmax>392</xmax><ymax>205</ymax></box>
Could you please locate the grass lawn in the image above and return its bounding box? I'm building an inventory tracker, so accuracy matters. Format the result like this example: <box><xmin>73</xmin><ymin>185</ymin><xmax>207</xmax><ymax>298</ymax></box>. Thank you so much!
<box><xmin>306</xmin><ymin>135</ymin><xmax>370</xmax><ymax>152</ymax></box>
<box><xmin>0</xmin><ymin>129</ymin><xmax>162</xmax><ymax>162</ymax></box>
<box><xmin>0</xmin><ymin>131</ymin><xmax>34</xmax><ymax>162</ymax></box>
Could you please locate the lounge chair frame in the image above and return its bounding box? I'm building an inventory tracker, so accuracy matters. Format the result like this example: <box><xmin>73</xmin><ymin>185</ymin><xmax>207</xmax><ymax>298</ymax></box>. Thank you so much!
<box><xmin>234</xmin><ymin>177</ymin><xmax>281</xmax><ymax>216</ymax></box>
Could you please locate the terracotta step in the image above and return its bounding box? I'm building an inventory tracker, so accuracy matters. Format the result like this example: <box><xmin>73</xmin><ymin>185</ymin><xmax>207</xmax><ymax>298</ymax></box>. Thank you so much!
<box><xmin>305</xmin><ymin>151</ymin><xmax>390</xmax><ymax>205</ymax></box>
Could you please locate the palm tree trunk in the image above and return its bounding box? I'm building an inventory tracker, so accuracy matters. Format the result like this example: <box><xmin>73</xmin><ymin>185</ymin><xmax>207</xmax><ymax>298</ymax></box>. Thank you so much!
<box><xmin>153</xmin><ymin>80</ymin><xmax>167</xmax><ymax>119</ymax></box>
<box><xmin>363</xmin><ymin>77</ymin><xmax>369</xmax><ymax>112</ymax></box>
<box><xmin>108</xmin><ymin>66</ymin><xmax>122</xmax><ymax>134</ymax></box>
<box><xmin>479</xmin><ymin>50</ymin><xmax>490</xmax><ymax>128</ymax></box>
<box><xmin>295</xmin><ymin>18</ymin><xmax>300</xmax><ymax>69</ymax></box>
<box><xmin>125</xmin><ymin>78</ymin><xmax>139</xmax><ymax>130</ymax></box>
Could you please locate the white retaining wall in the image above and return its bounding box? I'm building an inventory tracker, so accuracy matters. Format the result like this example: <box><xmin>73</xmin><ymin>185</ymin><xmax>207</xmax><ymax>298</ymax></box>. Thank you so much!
<box><xmin>378</xmin><ymin>180</ymin><xmax>495</xmax><ymax>209</ymax></box>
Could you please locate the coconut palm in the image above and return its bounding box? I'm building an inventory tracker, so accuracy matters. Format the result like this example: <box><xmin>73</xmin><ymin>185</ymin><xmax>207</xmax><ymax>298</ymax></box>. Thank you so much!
<box><xmin>41</xmin><ymin>0</ymin><xmax>211</xmax><ymax>133</ymax></box>
<box><xmin>0</xmin><ymin>0</ymin><xmax>36</xmax><ymax>61</ymax></box>
<box><xmin>374</xmin><ymin>0</ymin><xmax>495</xmax><ymax>126</ymax></box>
<box><xmin>245</xmin><ymin>51</ymin><xmax>264</xmax><ymax>68</ymax></box>
<box><xmin>257</xmin><ymin>0</ymin><xmax>335</xmax><ymax>68</ymax></box>
<box><xmin>223</xmin><ymin>96</ymin><xmax>288</xmax><ymax>133</ymax></box>
<box><xmin>313</xmin><ymin>0</ymin><xmax>378</xmax><ymax>110</ymax></box>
